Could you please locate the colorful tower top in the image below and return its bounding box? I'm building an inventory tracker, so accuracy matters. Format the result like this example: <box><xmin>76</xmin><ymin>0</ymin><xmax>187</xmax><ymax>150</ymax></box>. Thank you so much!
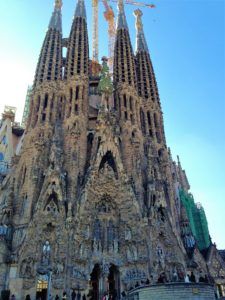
<box><xmin>48</xmin><ymin>0</ymin><xmax>63</xmax><ymax>33</ymax></box>
<box><xmin>117</xmin><ymin>0</ymin><xmax>128</xmax><ymax>30</ymax></box>
<box><xmin>74</xmin><ymin>0</ymin><xmax>87</xmax><ymax>19</ymax></box>
<box><xmin>134</xmin><ymin>9</ymin><xmax>148</xmax><ymax>53</ymax></box>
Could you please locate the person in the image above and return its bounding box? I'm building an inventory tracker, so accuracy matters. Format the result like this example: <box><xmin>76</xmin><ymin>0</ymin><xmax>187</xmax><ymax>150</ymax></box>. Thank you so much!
<box><xmin>11</xmin><ymin>295</ymin><xmax>16</xmax><ymax>300</ymax></box>
<box><xmin>62</xmin><ymin>292</ymin><xmax>67</xmax><ymax>300</ymax></box>
<box><xmin>55</xmin><ymin>295</ymin><xmax>59</xmax><ymax>300</ymax></box>
<box><xmin>121</xmin><ymin>291</ymin><xmax>126</xmax><ymax>299</ymax></box>
<box><xmin>71</xmin><ymin>290</ymin><xmax>76</xmax><ymax>300</ymax></box>
<box><xmin>102</xmin><ymin>293</ymin><xmax>108</xmax><ymax>300</ymax></box>
<box><xmin>190</xmin><ymin>272</ymin><xmax>196</xmax><ymax>283</ymax></box>
<box><xmin>25</xmin><ymin>295</ymin><xmax>31</xmax><ymax>300</ymax></box>
<box><xmin>77</xmin><ymin>292</ymin><xmax>81</xmax><ymax>300</ymax></box>
<box><xmin>82</xmin><ymin>295</ymin><xmax>86</xmax><ymax>300</ymax></box>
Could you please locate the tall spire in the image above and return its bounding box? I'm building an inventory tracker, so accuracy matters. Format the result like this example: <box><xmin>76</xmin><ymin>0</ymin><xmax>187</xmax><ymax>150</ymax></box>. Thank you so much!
<box><xmin>134</xmin><ymin>9</ymin><xmax>148</xmax><ymax>53</ymax></box>
<box><xmin>33</xmin><ymin>0</ymin><xmax>63</xmax><ymax>87</ymax></box>
<box><xmin>64</xmin><ymin>0</ymin><xmax>89</xmax><ymax>79</ymax></box>
<box><xmin>113</xmin><ymin>0</ymin><xmax>137</xmax><ymax>88</ymax></box>
<box><xmin>74</xmin><ymin>0</ymin><xmax>87</xmax><ymax>19</ymax></box>
<box><xmin>48</xmin><ymin>0</ymin><xmax>63</xmax><ymax>33</ymax></box>
<box><xmin>117</xmin><ymin>0</ymin><xmax>128</xmax><ymax>30</ymax></box>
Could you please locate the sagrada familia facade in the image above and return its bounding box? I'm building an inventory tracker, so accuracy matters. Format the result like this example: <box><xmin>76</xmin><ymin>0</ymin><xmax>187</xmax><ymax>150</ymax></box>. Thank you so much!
<box><xmin>0</xmin><ymin>0</ymin><xmax>224</xmax><ymax>299</ymax></box>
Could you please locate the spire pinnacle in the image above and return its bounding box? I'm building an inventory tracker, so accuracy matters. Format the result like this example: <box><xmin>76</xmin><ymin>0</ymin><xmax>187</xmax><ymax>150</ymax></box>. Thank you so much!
<box><xmin>48</xmin><ymin>0</ymin><xmax>62</xmax><ymax>33</ymax></box>
<box><xmin>117</xmin><ymin>0</ymin><xmax>128</xmax><ymax>30</ymax></box>
<box><xmin>55</xmin><ymin>0</ymin><xmax>62</xmax><ymax>9</ymax></box>
<box><xmin>74</xmin><ymin>0</ymin><xmax>87</xmax><ymax>19</ymax></box>
<box><xmin>134</xmin><ymin>9</ymin><xmax>148</xmax><ymax>53</ymax></box>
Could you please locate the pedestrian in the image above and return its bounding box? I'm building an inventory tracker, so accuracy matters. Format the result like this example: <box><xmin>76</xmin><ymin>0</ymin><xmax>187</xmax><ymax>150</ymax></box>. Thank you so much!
<box><xmin>71</xmin><ymin>290</ymin><xmax>76</xmax><ymax>300</ymax></box>
<box><xmin>11</xmin><ymin>295</ymin><xmax>16</xmax><ymax>300</ymax></box>
<box><xmin>62</xmin><ymin>292</ymin><xmax>67</xmax><ymax>300</ymax></box>
<box><xmin>25</xmin><ymin>295</ymin><xmax>31</xmax><ymax>300</ymax></box>
<box><xmin>77</xmin><ymin>292</ymin><xmax>81</xmax><ymax>300</ymax></box>
<box><xmin>55</xmin><ymin>295</ymin><xmax>59</xmax><ymax>300</ymax></box>
<box><xmin>82</xmin><ymin>295</ymin><xmax>86</xmax><ymax>300</ymax></box>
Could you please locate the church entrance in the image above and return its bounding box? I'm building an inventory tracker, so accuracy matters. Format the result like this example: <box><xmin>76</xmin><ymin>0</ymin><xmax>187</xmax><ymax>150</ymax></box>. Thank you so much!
<box><xmin>108</xmin><ymin>265</ymin><xmax>120</xmax><ymax>300</ymax></box>
<box><xmin>36</xmin><ymin>275</ymin><xmax>48</xmax><ymax>300</ymax></box>
<box><xmin>90</xmin><ymin>264</ymin><xmax>101</xmax><ymax>300</ymax></box>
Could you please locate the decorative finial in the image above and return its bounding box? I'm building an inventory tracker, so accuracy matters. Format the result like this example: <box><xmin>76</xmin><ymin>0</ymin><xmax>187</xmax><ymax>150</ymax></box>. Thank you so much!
<box><xmin>55</xmin><ymin>0</ymin><xmax>63</xmax><ymax>9</ymax></box>
<box><xmin>134</xmin><ymin>9</ymin><xmax>143</xmax><ymax>30</ymax></box>
<box><xmin>48</xmin><ymin>0</ymin><xmax>62</xmax><ymax>32</ymax></box>
<box><xmin>134</xmin><ymin>9</ymin><xmax>148</xmax><ymax>53</ymax></box>
<box><xmin>75</xmin><ymin>0</ymin><xmax>87</xmax><ymax>19</ymax></box>
<box><xmin>117</xmin><ymin>0</ymin><xmax>128</xmax><ymax>30</ymax></box>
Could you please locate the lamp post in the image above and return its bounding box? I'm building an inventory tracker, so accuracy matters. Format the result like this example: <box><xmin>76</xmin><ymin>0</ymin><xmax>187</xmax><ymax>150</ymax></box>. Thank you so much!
<box><xmin>47</xmin><ymin>270</ymin><xmax>52</xmax><ymax>300</ymax></box>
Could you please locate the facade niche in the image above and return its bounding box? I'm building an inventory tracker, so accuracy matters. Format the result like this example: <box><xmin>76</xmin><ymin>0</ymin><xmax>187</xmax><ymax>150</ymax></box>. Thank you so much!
<box><xmin>44</xmin><ymin>191</ymin><xmax>59</xmax><ymax>213</ymax></box>
<box><xmin>99</xmin><ymin>151</ymin><xmax>118</xmax><ymax>179</ymax></box>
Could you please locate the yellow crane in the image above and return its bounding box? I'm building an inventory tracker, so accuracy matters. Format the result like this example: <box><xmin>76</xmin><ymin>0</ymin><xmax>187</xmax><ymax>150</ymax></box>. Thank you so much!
<box><xmin>92</xmin><ymin>0</ymin><xmax>155</xmax><ymax>68</ymax></box>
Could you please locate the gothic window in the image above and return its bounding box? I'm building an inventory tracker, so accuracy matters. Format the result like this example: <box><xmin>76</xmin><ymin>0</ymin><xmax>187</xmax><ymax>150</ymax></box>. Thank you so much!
<box><xmin>147</xmin><ymin>111</ymin><xmax>151</xmax><ymax>126</ymax></box>
<box><xmin>70</xmin><ymin>88</ymin><xmax>73</xmax><ymax>102</ymax></box>
<box><xmin>93</xmin><ymin>219</ymin><xmax>101</xmax><ymax>241</ymax></box>
<box><xmin>22</xmin><ymin>167</ymin><xmax>27</xmax><ymax>185</ymax></box>
<box><xmin>36</xmin><ymin>96</ymin><xmax>41</xmax><ymax>112</ymax></box>
<box><xmin>20</xmin><ymin>194</ymin><xmax>28</xmax><ymax>216</ymax></box>
<box><xmin>99</xmin><ymin>151</ymin><xmax>118</xmax><ymax>179</ymax></box>
<box><xmin>140</xmin><ymin>108</ymin><xmax>146</xmax><ymax>135</ymax></box>
<box><xmin>75</xmin><ymin>87</ymin><xmax>79</xmax><ymax>101</ymax></box>
<box><xmin>107</xmin><ymin>220</ymin><xmax>114</xmax><ymax>246</ymax></box>
<box><xmin>130</xmin><ymin>96</ymin><xmax>133</xmax><ymax>111</ymax></box>
<box><xmin>0</xmin><ymin>152</ymin><xmax>4</xmax><ymax>161</ymax></box>
<box><xmin>44</xmin><ymin>191</ymin><xmax>59</xmax><ymax>213</ymax></box>
<box><xmin>123</xmin><ymin>95</ymin><xmax>127</xmax><ymax>108</ymax></box>
<box><xmin>154</xmin><ymin>113</ymin><xmax>158</xmax><ymax>128</ymax></box>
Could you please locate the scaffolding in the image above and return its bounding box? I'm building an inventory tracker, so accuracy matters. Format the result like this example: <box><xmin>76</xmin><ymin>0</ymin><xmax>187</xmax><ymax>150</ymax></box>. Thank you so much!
<box><xmin>21</xmin><ymin>85</ymin><xmax>32</xmax><ymax>128</ymax></box>
<box><xmin>179</xmin><ymin>189</ymin><xmax>210</xmax><ymax>251</ymax></box>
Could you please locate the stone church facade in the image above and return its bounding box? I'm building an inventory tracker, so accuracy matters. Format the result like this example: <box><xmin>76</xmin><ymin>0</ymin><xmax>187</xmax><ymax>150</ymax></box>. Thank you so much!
<box><xmin>0</xmin><ymin>0</ymin><xmax>224</xmax><ymax>299</ymax></box>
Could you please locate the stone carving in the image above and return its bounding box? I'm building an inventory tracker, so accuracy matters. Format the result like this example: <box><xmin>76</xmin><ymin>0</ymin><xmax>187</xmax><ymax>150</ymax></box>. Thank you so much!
<box><xmin>20</xmin><ymin>257</ymin><xmax>35</xmax><ymax>278</ymax></box>
<box><xmin>54</xmin><ymin>260</ymin><xmax>64</xmax><ymax>277</ymax></box>
<box><xmin>123</xmin><ymin>269</ymin><xmax>147</xmax><ymax>283</ymax></box>
<box><xmin>42</xmin><ymin>241</ymin><xmax>51</xmax><ymax>266</ymax></box>
<box><xmin>71</xmin><ymin>267</ymin><xmax>87</xmax><ymax>280</ymax></box>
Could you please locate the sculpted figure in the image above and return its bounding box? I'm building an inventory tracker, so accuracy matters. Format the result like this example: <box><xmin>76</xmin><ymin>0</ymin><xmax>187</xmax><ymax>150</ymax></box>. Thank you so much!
<box><xmin>42</xmin><ymin>241</ymin><xmax>51</xmax><ymax>265</ymax></box>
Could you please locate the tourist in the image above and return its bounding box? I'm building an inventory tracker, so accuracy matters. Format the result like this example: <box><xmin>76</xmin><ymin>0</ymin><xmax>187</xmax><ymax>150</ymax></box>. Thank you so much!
<box><xmin>10</xmin><ymin>295</ymin><xmax>16</xmax><ymax>300</ymax></box>
<box><xmin>190</xmin><ymin>272</ymin><xmax>196</xmax><ymax>283</ymax></box>
<box><xmin>71</xmin><ymin>290</ymin><xmax>76</xmax><ymax>300</ymax></box>
<box><xmin>77</xmin><ymin>292</ymin><xmax>81</xmax><ymax>300</ymax></box>
<box><xmin>62</xmin><ymin>292</ymin><xmax>67</xmax><ymax>300</ymax></box>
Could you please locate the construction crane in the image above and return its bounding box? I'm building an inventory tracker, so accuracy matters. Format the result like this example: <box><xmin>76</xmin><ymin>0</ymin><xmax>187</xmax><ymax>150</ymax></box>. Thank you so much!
<box><xmin>92</xmin><ymin>0</ymin><xmax>155</xmax><ymax>70</ymax></box>
<box><xmin>102</xmin><ymin>0</ymin><xmax>116</xmax><ymax>71</ymax></box>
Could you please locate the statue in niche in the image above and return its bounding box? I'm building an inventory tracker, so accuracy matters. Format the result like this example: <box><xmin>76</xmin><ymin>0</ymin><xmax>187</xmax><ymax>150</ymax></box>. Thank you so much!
<box><xmin>125</xmin><ymin>227</ymin><xmax>132</xmax><ymax>240</ymax></box>
<box><xmin>54</xmin><ymin>260</ymin><xmax>64</xmax><ymax>277</ymax></box>
<box><xmin>42</xmin><ymin>241</ymin><xmax>51</xmax><ymax>266</ymax></box>
<box><xmin>132</xmin><ymin>245</ymin><xmax>138</xmax><ymax>261</ymax></box>
<box><xmin>20</xmin><ymin>257</ymin><xmax>35</xmax><ymax>278</ymax></box>
<box><xmin>156</xmin><ymin>245</ymin><xmax>165</xmax><ymax>269</ymax></box>
<box><xmin>127</xmin><ymin>247</ymin><xmax>132</xmax><ymax>261</ymax></box>
<box><xmin>113</xmin><ymin>239</ymin><xmax>119</xmax><ymax>254</ymax></box>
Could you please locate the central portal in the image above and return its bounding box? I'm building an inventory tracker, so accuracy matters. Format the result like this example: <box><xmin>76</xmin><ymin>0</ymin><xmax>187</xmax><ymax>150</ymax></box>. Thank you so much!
<box><xmin>36</xmin><ymin>275</ymin><xmax>48</xmax><ymax>300</ymax></box>
<box><xmin>108</xmin><ymin>265</ymin><xmax>120</xmax><ymax>300</ymax></box>
<box><xmin>90</xmin><ymin>264</ymin><xmax>120</xmax><ymax>300</ymax></box>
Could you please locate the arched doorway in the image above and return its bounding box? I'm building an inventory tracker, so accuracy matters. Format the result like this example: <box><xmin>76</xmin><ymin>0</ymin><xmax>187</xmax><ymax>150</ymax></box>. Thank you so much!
<box><xmin>108</xmin><ymin>265</ymin><xmax>120</xmax><ymax>300</ymax></box>
<box><xmin>36</xmin><ymin>274</ymin><xmax>48</xmax><ymax>300</ymax></box>
<box><xmin>90</xmin><ymin>264</ymin><xmax>101</xmax><ymax>300</ymax></box>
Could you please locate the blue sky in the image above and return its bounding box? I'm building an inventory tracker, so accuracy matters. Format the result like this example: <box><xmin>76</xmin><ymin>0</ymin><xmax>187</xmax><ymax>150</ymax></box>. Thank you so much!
<box><xmin>0</xmin><ymin>0</ymin><xmax>224</xmax><ymax>248</ymax></box>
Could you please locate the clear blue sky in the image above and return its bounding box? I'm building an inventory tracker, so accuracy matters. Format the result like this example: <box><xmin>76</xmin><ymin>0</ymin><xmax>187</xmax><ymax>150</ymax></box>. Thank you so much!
<box><xmin>0</xmin><ymin>0</ymin><xmax>224</xmax><ymax>248</ymax></box>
